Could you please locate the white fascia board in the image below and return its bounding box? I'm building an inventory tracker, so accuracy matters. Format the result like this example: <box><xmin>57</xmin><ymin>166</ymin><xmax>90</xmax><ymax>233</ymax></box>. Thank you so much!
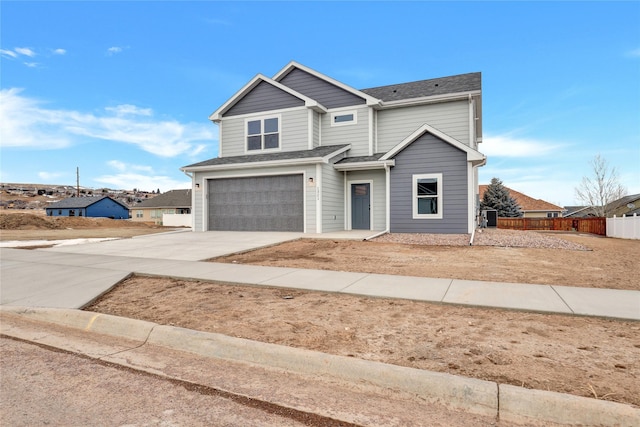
<box><xmin>209</xmin><ymin>74</ymin><xmax>327</xmax><ymax>122</ymax></box>
<box><xmin>320</xmin><ymin>145</ymin><xmax>351</xmax><ymax>162</ymax></box>
<box><xmin>377</xmin><ymin>90</ymin><xmax>481</xmax><ymax>110</ymax></box>
<box><xmin>380</xmin><ymin>123</ymin><xmax>486</xmax><ymax>163</ymax></box>
<box><xmin>273</xmin><ymin>61</ymin><xmax>382</xmax><ymax>107</ymax></box>
<box><xmin>333</xmin><ymin>160</ymin><xmax>395</xmax><ymax>171</ymax></box>
<box><xmin>181</xmin><ymin>146</ymin><xmax>351</xmax><ymax>173</ymax></box>
<box><xmin>182</xmin><ymin>157</ymin><xmax>327</xmax><ymax>173</ymax></box>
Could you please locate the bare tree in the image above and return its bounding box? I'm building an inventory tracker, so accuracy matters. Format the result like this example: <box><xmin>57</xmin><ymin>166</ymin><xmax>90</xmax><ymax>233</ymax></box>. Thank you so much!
<box><xmin>575</xmin><ymin>154</ymin><xmax>627</xmax><ymax>217</ymax></box>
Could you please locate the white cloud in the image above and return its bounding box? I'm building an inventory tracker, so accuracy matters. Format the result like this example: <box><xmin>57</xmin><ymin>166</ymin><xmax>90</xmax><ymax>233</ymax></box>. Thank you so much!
<box><xmin>0</xmin><ymin>48</ymin><xmax>18</xmax><ymax>58</ymax></box>
<box><xmin>14</xmin><ymin>47</ymin><xmax>36</xmax><ymax>57</ymax></box>
<box><xmin>107</xmin><ymin>46</ymin><xmax>124</xmax><ymax>55</ymax></box>
<box><xmin>52</xmin><ymin>48</ymin><xmax>66</xmax><ymax>55</ymax></box>
<box><xmin>24</xmin><ymin>62</ymin><xmax>39</xmax><ymax>68</ymax></box>
<box><xmin>482</xmin><ymin>134</ymin><xmax>563</xmax><ymax>158</ymax></box>
<box><xmin>95</xmin><ymin>172</ymin><xmax>190</xmax><ymax>193</ymax></box>
<box><xmin>105</xmin><ymin>104</ymin><xmax>152</xmax><ymax>117</ymax></box>
<box><xmin>38</xmin><ymin>171</ymin><xmax>64</xmax><ymax>181</ymax></box>
<box><xmin>107</xmin><ymin>160</ymin><xmax>153</xmax><ymax>173</ymax></box>
<box><xmin>626</xmin><ymin>48</ymin><xmax>640</xmax><ymax>58</ymax></box>
<box><xmin>0</xmin><ymin>88</ymin><xmax>216</xmax><ymax>157</ymax></box>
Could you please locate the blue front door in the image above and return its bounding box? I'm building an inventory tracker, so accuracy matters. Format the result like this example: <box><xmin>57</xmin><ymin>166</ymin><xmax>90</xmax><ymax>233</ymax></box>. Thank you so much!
<box><xmin>351</xmin><ymin>183</ymin><xmax>370</xmax><ymax>230</ymax></box>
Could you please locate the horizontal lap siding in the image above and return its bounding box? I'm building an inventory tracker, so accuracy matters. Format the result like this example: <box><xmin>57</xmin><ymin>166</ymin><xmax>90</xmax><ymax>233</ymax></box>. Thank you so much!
<box><xmin>377</xmin><ymin>101</ymin><xmax>469</xmax><ymax>153</ymax></box>
<box><xmin>224</xmin><ymin>81</ymin><xmax>304</xmax><ymax>117</ymax></box>
<box><xmin>348</xmin><ymin>170</ymin><xmax>387</xmax><ymax>231</ymax></box>
<box><xmin>279</xmin><ymin>68</ymin><xmax>366</xmax><ymax>109</ymax></box>
<box><xmin>321</xmin><ymin>164</ymin><xmax>344</xmax><ymax>232</ymax></box>
<box><xmin>390</xmin><ymin>133</ymin><xmax>468</xmax><ymax>234</ymax></box>
<box><xmin>220</xmin><ymin>108</ymin><xmax>309</xmax><ymax>156</ymax></box>
<box><xmin>321</xmin><ymin>106</ymin><xmax>370</xmax><ymax>157</ymax></box>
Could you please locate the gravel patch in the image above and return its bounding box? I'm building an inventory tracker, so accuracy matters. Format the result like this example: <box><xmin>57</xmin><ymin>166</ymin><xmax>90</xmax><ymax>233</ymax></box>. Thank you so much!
<box><xmin>372</xmin><ymin>228</ymin><xmax>590</xmax><ymax>251</ymax></box>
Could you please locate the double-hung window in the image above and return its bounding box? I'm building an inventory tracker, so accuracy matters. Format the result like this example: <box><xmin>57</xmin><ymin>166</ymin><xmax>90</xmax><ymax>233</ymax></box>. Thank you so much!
<box><xmin>247</xmin><ymin>115</ymin><xmax>280</xmax><ymax>151</ymax></box>
<box><xmin>412</xmin><ymin>173</ymin><xmax>443</xmax><ymax>219</ymax></box>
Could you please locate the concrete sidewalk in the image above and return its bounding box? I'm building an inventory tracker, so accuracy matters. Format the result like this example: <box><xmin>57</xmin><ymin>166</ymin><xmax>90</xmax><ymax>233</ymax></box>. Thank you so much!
<box><xmin>1</xmin><ymin>247</ymin><xmax>638</xmax><ymax>320</ymax></box>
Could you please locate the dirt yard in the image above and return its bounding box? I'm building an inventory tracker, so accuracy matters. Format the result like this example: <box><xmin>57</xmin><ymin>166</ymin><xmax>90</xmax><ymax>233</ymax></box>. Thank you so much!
<box><xmin>0</xmin><ymin>212</ymin><xmax>170</xmax><ymax>241</ymax></box>
<box><xmin>86</xmin><ymin>230</ymin><xmax>640</xmax><ymax>408</ymax></box>
<box><xmin>213</xmin><ymin>230</ymin><xmax>640</xmax><ymax>290</ymax></box>
<box><xmin>87</xmin><ymin>276</ymin><xmax>640</xmax><ymax>408</ymax></box>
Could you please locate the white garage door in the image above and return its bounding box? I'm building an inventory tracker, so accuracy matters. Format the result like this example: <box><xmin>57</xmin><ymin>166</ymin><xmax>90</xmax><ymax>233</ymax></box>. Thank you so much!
<box><xmin>208</xmin><ymin>175</ymin><xmax>304</xmax><ymax>231</ymax></box>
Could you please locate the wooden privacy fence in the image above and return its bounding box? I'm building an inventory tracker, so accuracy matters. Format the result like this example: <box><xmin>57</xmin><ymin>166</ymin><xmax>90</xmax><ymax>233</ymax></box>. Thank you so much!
<box><xmin>497</xmin><ymin>217</ymin><xmax>607</xmax><ymax>236</ymax></box>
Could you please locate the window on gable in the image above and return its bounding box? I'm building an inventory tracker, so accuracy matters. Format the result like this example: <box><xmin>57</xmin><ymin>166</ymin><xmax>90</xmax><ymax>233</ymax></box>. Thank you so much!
<box><xmin>412</xmin><ymin>173</ymin><xmax>443</xmax><ymax>219</ymax></box>
<box><xmin>330</xmin><ymin>110</ymin><xmax>357</xmax><ymax>127</ymax></box>
<box><xmin>247</xmin><ymin>116</ymin><xmax>280</xmax><ymax>151</ymax></box>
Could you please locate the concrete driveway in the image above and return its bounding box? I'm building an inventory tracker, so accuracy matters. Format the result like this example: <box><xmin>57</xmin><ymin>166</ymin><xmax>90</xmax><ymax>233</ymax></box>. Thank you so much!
<box><xmin>41</xmin><ymin>230</ymin><xmax>307</xmax><ymax>261</ymax></box>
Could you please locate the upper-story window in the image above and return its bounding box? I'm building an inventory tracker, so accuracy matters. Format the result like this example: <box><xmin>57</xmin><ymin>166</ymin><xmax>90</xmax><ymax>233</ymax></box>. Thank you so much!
<box><xmin>330</xmin><ymin>110</ymin><xmax>357</xmax><ymax>127</ymax></box>
<box><xmin>246</xmin><ymin>115</ymin><xmax>280</xmax><ymax>151</ymax></box>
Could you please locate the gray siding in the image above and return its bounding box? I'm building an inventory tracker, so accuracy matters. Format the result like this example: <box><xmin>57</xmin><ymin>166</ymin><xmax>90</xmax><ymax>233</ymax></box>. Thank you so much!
<box><xmin>321</xmin><ymin>106</ymin><xmax>370</xmax><ymax>157</ymax></box>
<box><xmin>321</xmin><ymin>163</ymin><xmax>345</xmax><ymax>232</ymax></box>
<box><xmin>347</xmin><ymin>169</ymin><xmax>387</xmax><ymax>231</ymax></box>
<box><xmin>220</xmin><ymin>108</ymin><xmax>309</xmax><ymax>156</ymax></box>
<box><xmin>279</xmin><ymin>68</ymin><xmax>366</xmax><ymax>109</ymax></box>
<box><xmin>377</xmin><ymin>101</ymin><xmax>469</xmax><ymax>153</ymax></box>
<box><xmin>390</xmin><ymin>133</ymin><xmax>468</xmax><ymax>234</ymax></box>
<box><xmin>224</xmin><ymin>81</ymin><xmax>304</xmax><ymax>117</ymax></box>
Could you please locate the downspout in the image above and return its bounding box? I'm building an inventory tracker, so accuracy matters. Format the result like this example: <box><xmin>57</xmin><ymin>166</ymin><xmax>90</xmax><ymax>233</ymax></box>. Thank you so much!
<box><xmin>468</xmin><ymin>159</ymin><xmax>485</xmax><ymax>245</ymax></box>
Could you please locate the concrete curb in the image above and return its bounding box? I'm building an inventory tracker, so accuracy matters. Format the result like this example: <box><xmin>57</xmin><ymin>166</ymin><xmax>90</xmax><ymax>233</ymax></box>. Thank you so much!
<box><xmin>2</xmin><ymin>306</ymin><xmax>639</xmax><ymax>426</ymax></box>
<box><xmin>147</xmin><ymin>324</ymin><xmax>497</xmax><ymax>417</ymax></box>
<box><xmin>499</xmin><ymin>384</ymin><xmax>640</xmax><ymax>426</ymax></box>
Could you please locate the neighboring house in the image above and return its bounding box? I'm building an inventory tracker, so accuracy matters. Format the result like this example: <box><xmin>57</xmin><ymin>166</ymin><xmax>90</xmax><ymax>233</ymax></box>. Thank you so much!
<box><xmin>131</xmin><ymin>189</ymin><xmax>192</xmax><ymax>224</ymax></box>
<box><xmin>181</xmin><ymin>61</ymin><xmax>486</xmax><ymax>234</ymax></box>
<box><xmin>479</xmin><ymin>185</ymin><xmax>563</xmax><ymax>218</ymax></box>
<box><xmin>606</xmin><ymin>194</ymin><xmax>640</xmax><ymax>217</ymax></box>
<box><xmin>46</xmin><ymin>196</ymin><xmax>129</xmax><ymax>219</ymax></box>
<box><xmin>563</xmin><ymin>206</ymin><xmax>599</xmax><ymax>218</ymax></box>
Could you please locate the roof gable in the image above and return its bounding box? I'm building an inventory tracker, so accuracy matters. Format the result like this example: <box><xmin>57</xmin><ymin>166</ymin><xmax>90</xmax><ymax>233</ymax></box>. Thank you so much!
<box><xmin>380</xmin><ymin>123</ymin><xmax>485</xmax><ymax>164</ymax></box>
<box><xmin>209</xmin><ymin>74</ymin><xmax>326</xmax><ymax>121</ymax></box>
<box><xmin>273</xmin><ymin>61</ymin><xmax>381</xmax><ymax>107</ymax></box>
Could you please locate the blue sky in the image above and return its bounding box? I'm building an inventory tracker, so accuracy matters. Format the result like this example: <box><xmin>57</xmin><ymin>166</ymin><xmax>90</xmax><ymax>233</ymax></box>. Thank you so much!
<box><xmin>1</xmin><ymin>1</ymin><xmax>639</xmax><ymax>206</ymax></box>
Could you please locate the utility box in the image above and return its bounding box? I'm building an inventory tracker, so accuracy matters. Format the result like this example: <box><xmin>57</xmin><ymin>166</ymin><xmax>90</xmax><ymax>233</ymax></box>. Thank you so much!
<box><xmin>482</xmin><ymin>209</ymin><xmax>498</xmax><ymax>228</ymax></box>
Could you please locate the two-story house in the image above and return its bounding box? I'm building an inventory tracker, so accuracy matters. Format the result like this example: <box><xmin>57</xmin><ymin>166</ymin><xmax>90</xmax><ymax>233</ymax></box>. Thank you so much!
<box><xmin>181</xmin><ymin>61</ymin><xmax>486</xmax><ymax>234</ymax></box>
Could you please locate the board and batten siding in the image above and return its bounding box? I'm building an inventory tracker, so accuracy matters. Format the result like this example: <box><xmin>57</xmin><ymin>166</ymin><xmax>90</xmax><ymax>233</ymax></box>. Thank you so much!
<box><xmin>320</xmin><ymin>163</ymin><xmax>345</xmax><ymax>232</ymax></box>
<box><xmin>347</xmin><ymin>169</ymin><xmax>387</xmax><ymax>231</ymax></box>
<box><xmin>377</xmin><ymin>101</ymin><xmax>470</xmax><ymax>153</ymax></box>
<box><xmin>278</xmin><ymin>68</ymin><xmax>366</xmax><ymax>109</ymax></box>
<box><xmin>390</xmin><ymin>133</ymin><xmax>468</xmax><ymax>234</ymax></box>
<box><xmin>219</xmin><ymin>108</ymin><xmax>309</xmax><ymax>157</ymax></box>
<box><xmin>193</xmin><ymin>165</ymin><xmax>317</xmax><ymax>232</ymax></box>
<box><xmin>223</xmin><ymin>81</ymin><xmax>304</xmax><ymax>117</ymax></box>
<box><xmin>321</xmin><ymin>106</ymin><xmax>370</xmax><ymax>157</ymax></box>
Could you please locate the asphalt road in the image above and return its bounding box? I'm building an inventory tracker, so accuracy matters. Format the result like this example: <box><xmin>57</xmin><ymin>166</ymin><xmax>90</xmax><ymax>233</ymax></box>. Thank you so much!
<box><xmin>0</xmin><ymin>337</ymin><xmax>342</xmax><ymax>427</ymax></box>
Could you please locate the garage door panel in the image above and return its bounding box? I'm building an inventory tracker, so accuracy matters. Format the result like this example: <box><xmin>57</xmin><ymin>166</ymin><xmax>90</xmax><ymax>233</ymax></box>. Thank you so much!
<box><xmin>208</xmin><ymin>175</ymin><xmax>303</xmax><ymax>232</ymax></box>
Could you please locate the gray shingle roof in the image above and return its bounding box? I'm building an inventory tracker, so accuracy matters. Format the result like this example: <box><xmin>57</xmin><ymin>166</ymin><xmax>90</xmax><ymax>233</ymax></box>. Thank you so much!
<box><xmin>46</xmin><ymin>196</ymin><xmax>126</xmax><ymax>209</ymax></box>
<box><xmin>335</xmin><ymin>153</ymin><xmax>386</xmax><ymax>164</ymax></box>
<box><xmin>136</xmin><ymin>189</ymin><xmax>192</xmax><ymax>208</ymax></box>
<box><xmin>183</xmin><ymin>144</ymin><xmax>350</xmax><ymax>169</ymax></box>
<box><xmin>361</xmin><ymin>72</ymin><xmax>481</xmax><ymax>102</ymax></box>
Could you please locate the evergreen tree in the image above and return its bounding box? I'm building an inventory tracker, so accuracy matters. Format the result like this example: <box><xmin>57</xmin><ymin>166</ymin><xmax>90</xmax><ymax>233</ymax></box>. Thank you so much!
<box><xmin>481</xmin><ymin>178</ymin><xmax>522</xmax><ymax>217</ymax></box>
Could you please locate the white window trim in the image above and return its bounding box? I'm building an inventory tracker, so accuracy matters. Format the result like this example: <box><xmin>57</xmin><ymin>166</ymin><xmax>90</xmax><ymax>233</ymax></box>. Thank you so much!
<box><xmin>244</xmin><ymin>114</ymin><xmax>282</xmax><ymax>153</ymax></box>
<box><xmin>330</xmin><ymin>110</ymin><xmax>357</xmax><ymax>127</ymax></box>
<box><xmin>412</xmin><ymin>173</ymin><xmax>443</xmax><ymax>219</ymax></box>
